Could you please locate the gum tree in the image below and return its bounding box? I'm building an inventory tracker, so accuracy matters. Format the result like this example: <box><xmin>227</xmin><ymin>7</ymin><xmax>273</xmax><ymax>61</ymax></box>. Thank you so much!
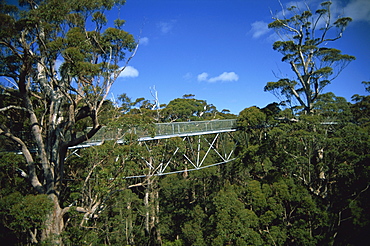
<box><xmin>0</xmin><ymin>0</ymin><xmax>136</xmax><ymax>243</ymax></box>
<box><xmin>264</xmin><ymin>1</ymin><xmax>355</xmax><ymax>114</ymax></box>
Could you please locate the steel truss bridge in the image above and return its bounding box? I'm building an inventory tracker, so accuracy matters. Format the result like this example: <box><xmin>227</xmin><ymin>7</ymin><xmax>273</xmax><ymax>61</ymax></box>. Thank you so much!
<box><xmin>72</xmin><ymin>119</ymin><xmax>238</xmax><ymax>178</ymax></box>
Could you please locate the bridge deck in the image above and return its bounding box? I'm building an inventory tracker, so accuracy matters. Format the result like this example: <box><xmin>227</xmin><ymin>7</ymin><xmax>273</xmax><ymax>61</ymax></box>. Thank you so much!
<box><xmin>138</xmin><ymin>128</ymin><xmax>236</xmax><ymax>141</ymax></box>
<box><xmin>137</xmin><ymin>119</ymin><xmax>237</xmax><ymax>141</ymax></box>
<box><xmin>76</xmin><ymin>119</ymin><xmax>237</xmax><ymax>147</ymax></box>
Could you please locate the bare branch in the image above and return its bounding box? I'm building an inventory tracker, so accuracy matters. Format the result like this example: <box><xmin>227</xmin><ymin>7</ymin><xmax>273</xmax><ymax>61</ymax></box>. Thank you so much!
<box><xmin>2</xmin><ymin>77</ymin><xmax>19</xmax><ymax>89</ymax></box>
<box><xmin>62</xmin><ymin>125</ymin><xmax>102</xmax><ymax>149</ymax></box>
<box><xmin>96</xmin><ymin>42</ymin><xmax>139</xmax><ymax>113</ymax></box>
<box><xmin>0</xmin><ymin>105</ymin><xmax>27</xmax><ymax>112</ymax></box>
<box><xmin>115</xmin><ymin>43</ymin><xmax>139</xmax><ymax>80</ymax></box>
<box><xmin>0</xmin><ymin>127</ymin><xmax>44</xmax><ymax>193</ymax></box>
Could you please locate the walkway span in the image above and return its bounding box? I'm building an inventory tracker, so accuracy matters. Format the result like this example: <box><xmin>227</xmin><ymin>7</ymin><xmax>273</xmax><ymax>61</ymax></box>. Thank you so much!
<box><xmin>69</xmin><ymin>119</ymin><xmax>239</xmax><ymax>178</ymax></box>
<box><xmin>76</xmin><ymin>119</ymin><xmax>237</xmax><ymax>147</ymax></box>
<box><xmin>138</xmin><ymin>119</ymin><xmax>237</xmax><ymax>141</ymax></box>
<box><xmin>9</xmin><ymin>119</ymin><xmax>239</xmax><ymax>178</ymax></box>
<box><xmin>70</xmin><ymin>119</ymin><xmax>238</xmax><ymax>178</ymax></box>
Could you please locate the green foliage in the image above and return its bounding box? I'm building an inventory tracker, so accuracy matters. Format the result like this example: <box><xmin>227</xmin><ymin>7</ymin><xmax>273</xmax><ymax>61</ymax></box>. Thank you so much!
<box><xmin>314</xmin><ymin>92</ymin><xmax>352</xmax><ymax>121</ymax></box>
<box><xmin>238</xmin><ymin>106</ymin><xmax>266</xmax><ymax>128</ymax></box>
<box><xmin>3</xmin><ymin>80</ymin><xmax>369</xmax><ymax>245</ymax></box>
<box><xmin>0</xmin><ymin>153</ymin><xmax>29</xmax><ymax>196</ymax></box>
<box><xmin>2</xmin><ymin>90</ymin><xmax>369</xmax><ymax>245</ymax></box>
<box><xmin>0</xmin><ymin>192</ymin><xmax>53</xmax><ymax>244</ymax></box>
<box><xmin>362</xmin><ymin>81</ymin><xmax>370</xmax><ymax>93</ymax></box>
<box><xmin>234</xmin><ymin>97</ymin><xmax>370</xmax><ymax>244</ymax></box>
<box><xmin>162</xmin><ymin>97</ymin><xmax>209</xmax><ymax>121</ymax></box>
<box><xmin>62</xmin><ymin>140</ymin><xmax>149</xmax><ymax>245</ymax></box>
<box><xmin>181</xmin><ymin>205</ymin><xmax>206</xmax><ymax>245</ymax></box>
<box><xmin>117</xmin><ymin>93</ymin><xmax>237</xmax><ymax>121</ymax></box>
<box><xmin>210</xmin><ymin>184</ymin><xmax>261</xmax><ymax>245</ymax></box>
<box><xmin>163</xmin><ymin>239</ymin><xmax>184</xmax><ymax>246</ymax></box>
<box><xmin>351</xmin><ymin>94</ymin><xmax>370</xmax><ymax>128</ymax></box>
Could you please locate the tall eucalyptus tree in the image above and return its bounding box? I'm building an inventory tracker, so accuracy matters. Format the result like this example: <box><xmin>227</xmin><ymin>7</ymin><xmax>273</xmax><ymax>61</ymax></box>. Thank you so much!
<box><xmin>0</xmin><ymin>0</ymin><xmax>136</xmax><ymax>243</ymax></box>
<box><xmin>265</xmin><ymin>1</ymin><xmax>355</xmax><ymax>114</ymax></box>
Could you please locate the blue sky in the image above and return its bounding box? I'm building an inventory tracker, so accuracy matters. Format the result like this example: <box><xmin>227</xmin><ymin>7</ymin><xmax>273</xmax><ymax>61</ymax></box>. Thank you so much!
<box><xmin>110</xmin><ymin>0</ymin><xmax>370</xmax><ymax>114</ymax></box>
<box><xmin>5</xmin><ymin>0</ymin><xmax>369</xmax><ymax>114</ymax></box>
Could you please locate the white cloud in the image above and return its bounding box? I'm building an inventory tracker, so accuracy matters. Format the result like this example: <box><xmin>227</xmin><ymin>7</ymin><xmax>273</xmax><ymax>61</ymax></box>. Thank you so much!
<box><xmin>197</xmin><ymin>72</ymin><xmax>239</xmax><ymax>83</ymax></box>
<box><xmin>118</xmin><ymin>66</ymin><xmax>139</xmax><ymax>78</ymax></box>
<box><xmin>157</xmin><ymin>20</ymin><xmax>176</xmax><ymax>34</ymax></box>
<box><xmin>139</xmin><ymin>37</ymin><xmax>149</xmax><ymax>46</ymax></box>
<box><xmin>250</xmin><ymin>21</ymin><xmax>270</xmax><ymax>39</ymax></box>
<box><xmin>209</xmin><ymin>72</ymin><xmax>239</xmax><ymax>82</ymax></box>
<box><xmin>343</xmin><ymin>0</ymin><xmax>370</xmax><ymax>23</ymax></box>
<box><xmin>280</xmin><ymin>0</ymin><xmax>370</xmax><ymax>23</ymax></box>
<box><xmin>197</xmin><ymin>72</ymin><xmax>209</xmax><ymax>81</ymax></box>
<box><xmin>250</xmin><ymin>0</ymin><xmax>370</xmax><ymax>40</ymax></box>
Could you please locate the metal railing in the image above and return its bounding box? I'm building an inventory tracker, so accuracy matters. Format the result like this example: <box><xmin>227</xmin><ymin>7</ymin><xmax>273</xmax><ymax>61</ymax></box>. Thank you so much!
<box><xmin>141</xmin><ymin>119</ymin><xmax>237</xmax><ymax>140</ymax></box>
<box><xmin>79</xmin><ymin>119</ymin><xmax>237</xmax><ymax>144</ymax></box>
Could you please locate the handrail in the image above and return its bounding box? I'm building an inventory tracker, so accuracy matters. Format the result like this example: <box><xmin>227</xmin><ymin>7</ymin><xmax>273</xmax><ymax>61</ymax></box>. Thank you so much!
<box><xmin>151</xmin><ymin>119</ymin><xmax>236</xmax><ymax>136</ymax></box>
<box><xmin>79</xmin><ymin>119</ymin><xmax>237</xmax><ymax>144</ymax></box>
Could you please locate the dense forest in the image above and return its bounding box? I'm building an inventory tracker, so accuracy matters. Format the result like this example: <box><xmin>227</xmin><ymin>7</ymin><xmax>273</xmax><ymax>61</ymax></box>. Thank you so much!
<box><xmin>1</xmin><ymin>91</ymin><xmax>370</xmax><ymax>245</ymax></box>
<box><xmin>1</xmin><ymin>0</ymin><xmax>369</xmax><ymax>245</ymax></box>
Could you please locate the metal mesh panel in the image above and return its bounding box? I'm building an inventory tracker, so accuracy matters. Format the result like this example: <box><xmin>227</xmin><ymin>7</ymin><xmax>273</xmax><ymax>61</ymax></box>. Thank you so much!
<box><xmin>79</xmin><ymin>119</ymin><xmax>237</xmax><ymax>144</ymax></box>
<box><xmin>151</xmin><ymin>119</ymin><xmax>236</xmax><ymax>136</ymax></box>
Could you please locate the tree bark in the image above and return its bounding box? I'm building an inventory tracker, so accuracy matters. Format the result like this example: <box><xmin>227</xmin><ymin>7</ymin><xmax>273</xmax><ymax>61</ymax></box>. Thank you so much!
<box><xmin>144</xmin><ymin>175</ymin><xmax>162</xmax><ymax>245</ymax></box>
<box><xmin>42</xmin><ymin>194</ymin><xmax>64</xmax><ymax>244</ymax></box>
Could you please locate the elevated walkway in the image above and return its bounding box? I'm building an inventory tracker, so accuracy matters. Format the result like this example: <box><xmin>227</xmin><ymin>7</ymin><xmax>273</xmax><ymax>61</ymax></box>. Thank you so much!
<box><xmin>138</xmin><ymin>119</ymin><xmax>237</xmax><ymax>141</ymax></box>
<box><xmin>5</xmin><ymin>119</ymin><xmax>238</xmax><ymax>178</ymax></box>
<box><xmin>72</xmin><ymin>119</ymin><xmax>238</xmax><ymax>178</ymax></box>
<box><xmin>76</xmin><ymin>119</ymin><xmax>237</xmax><ymax>147</ymax></box>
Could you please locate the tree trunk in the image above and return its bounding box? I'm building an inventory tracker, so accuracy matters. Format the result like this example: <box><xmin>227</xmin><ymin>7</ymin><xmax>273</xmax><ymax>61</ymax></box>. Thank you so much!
<box><xmin>41</xmin><ymin>194</ymin><xmax>66</xmax><ymax>245</ymax></box>
<box><xmin>144</xmin><ymin>176</ymin><xmax>162</xmax><ymax>245</ymax></box>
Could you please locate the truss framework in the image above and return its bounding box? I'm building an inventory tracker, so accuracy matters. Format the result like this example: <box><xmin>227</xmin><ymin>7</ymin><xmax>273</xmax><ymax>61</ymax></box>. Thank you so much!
<box><xmin>130</xmin><ymin>131</ymin><xmax>237</xmax><ymax>179</ymax></box>
<box><xmin>64</xmin><ymin>119</ymin><xmax>238</xmax><ymax>179</ymax></box>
